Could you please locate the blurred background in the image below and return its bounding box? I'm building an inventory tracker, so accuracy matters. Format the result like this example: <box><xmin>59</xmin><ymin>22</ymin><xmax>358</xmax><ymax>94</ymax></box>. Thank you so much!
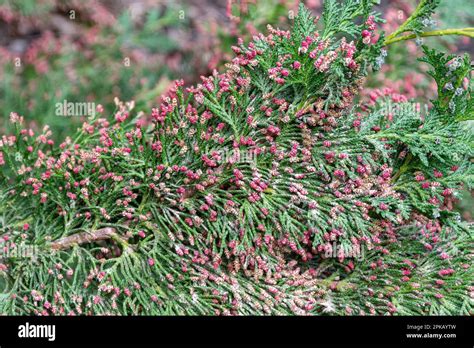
<box><xmin>0</xmin><ymin>0</ymin><xmax>472</xmax><ymax>218</ymax></box>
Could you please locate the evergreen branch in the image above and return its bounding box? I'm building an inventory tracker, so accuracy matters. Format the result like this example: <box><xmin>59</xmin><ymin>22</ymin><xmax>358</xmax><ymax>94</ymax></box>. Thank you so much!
<box><xmin>0</xmin><ymin>1</ymin><xmax>472</xmax><ymax>316</ymax></box>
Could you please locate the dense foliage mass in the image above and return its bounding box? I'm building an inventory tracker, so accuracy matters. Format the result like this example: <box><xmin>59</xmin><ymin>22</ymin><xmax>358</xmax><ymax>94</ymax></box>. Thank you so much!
<box><xmin>0</xmin><ymin>1</ymin><xmax>472</xmax><ymax>315</ymax></box>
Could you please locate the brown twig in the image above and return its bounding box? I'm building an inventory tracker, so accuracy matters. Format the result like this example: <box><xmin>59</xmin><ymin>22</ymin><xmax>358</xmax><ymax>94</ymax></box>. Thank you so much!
<box><xmin>50</xmin><ymin>227</ymin><xmax>129</xmax><ymax>251</ymax></box>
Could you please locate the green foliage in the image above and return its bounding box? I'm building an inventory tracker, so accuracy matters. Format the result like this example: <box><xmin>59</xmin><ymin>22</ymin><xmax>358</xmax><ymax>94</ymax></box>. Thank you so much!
<box><xmin>419</xmin><ymin>46</ymin><xmax>473</xmax><ymax>119</ymax></box>
<box><xmin>322</xmin><ymin>0</ymin><xmax>381</xmax><ymax>38</ymax></box>
<box><xmin>0</xmin><ymin>1</ymin><xmax>472</xmax><ymax>316</ymax></box>
<box><xmin>293</xmin><ymin>3</ymin><xmax>318</xmax><ymax>40</ymax></box>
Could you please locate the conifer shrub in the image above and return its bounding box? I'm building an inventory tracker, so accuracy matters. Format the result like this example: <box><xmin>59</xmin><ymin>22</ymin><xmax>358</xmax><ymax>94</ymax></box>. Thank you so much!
<box><xmin>0</xmin><ymin>0</ymin><xmax>472</xmax><ymax>315</ymax></box>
